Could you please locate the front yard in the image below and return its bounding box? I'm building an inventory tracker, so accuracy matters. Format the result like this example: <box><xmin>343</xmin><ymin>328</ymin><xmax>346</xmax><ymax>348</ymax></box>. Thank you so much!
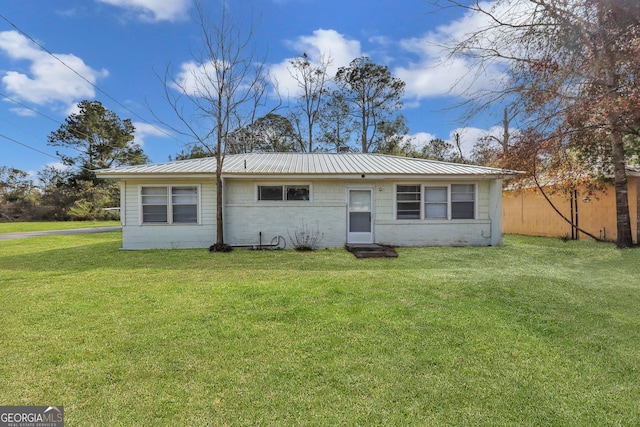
<box><xmin>0</xmin><ymin>232</ymin><xmax>638</xmax><ymax>425</ymax></box>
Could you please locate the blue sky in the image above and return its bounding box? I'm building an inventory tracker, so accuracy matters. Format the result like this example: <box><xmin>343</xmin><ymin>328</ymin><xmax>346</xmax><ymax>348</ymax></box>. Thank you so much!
<box><xmin>0</xmin><ymin>0</ymin><xmax>505</xmax><ymax>175</ymax></box>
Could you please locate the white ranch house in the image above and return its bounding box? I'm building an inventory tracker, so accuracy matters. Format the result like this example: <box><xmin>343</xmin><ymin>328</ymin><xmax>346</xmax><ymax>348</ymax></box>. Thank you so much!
<box><xmin>96</xmin><ymin>153</ymin><xmax>511</xmax><ymax>250</ymax></box>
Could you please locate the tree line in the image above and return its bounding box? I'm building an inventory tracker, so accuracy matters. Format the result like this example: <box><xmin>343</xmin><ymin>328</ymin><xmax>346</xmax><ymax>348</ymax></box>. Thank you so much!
<box><xmin>1</xmin><ymin>100</ymin><xmax>147</xmax><ymax>222</ymax></box>
<box><xmin>435</xmin><ymin>0</ymin><xmax>640</xmax><ymax>247</ymax></box>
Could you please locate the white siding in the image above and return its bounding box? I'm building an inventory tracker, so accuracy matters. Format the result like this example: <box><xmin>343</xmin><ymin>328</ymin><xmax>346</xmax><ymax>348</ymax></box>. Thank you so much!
<box><xmin>374</xmin><ymin>180</ymin><xmax>495</xmax><ymax>247</ymax></box>
<box><xmin>119</xmin><ymin>176</ymin><xmax>503</xmax><ymax>249</ymax></box>
<box><xmin>224</xmin><ymin>179</ymin><xmax>347</xmax><ymax>248</ymax></box>
<box><xmin>120</xmin><ymin>178</ymin><xmax>216</xmax><ymax>249</ymax></box>
<box><xmin>225</xmin><ymin>178</ymin><xmax>501</xmax><ymax>249</ymax></box>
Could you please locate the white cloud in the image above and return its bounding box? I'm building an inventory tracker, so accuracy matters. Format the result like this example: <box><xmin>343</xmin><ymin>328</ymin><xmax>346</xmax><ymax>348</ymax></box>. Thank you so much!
<box><xmin>9</xmin><ymin>107</ymin><xmax>37</xmax><ymax>117</ymax></box>
<box><xmin>96</xmin><ymin>0</ymin><xmax>191</xmax><ymax>22</ymax></box>
<box><xmin>406</xmin><ymin>127</ymin><xmax>511</xmax><ymax>158</ymax></box>
<box><xmin>406</xmin><ymin>132</ymin><xmax>438</xmax><ymax>150</ymax></box>
<box><xmin>446</xmin><ymin>126</ymin><xmax>509</xmax><ymax>157</ymax></box>
<box><xmin>133</xmin><ymin>122</ymin><xmax>169</xmax><ymax>146</ymax></box>
<box><xmin>44</xmin><ymin>161</ymin><xmax>69</xmax><ymax>171</ymax></box>
<box><xmin>169</xmin><ymin>60</ymin><xmax>228</xmax><ymax>97</ymax></box>
<box><xmin>270</xmin><ymin>29</ymin><xmax>362</xmax><ymax>99</ymax></box>
<box><xmin>394</xmin><ymin>0</ymin><xmax>533</xmax><ymax>101</ymax></box>
<box><xmin>0</xmin><ymin>31</ymin><xmax>108</xmax><ymax>109</ymax></box>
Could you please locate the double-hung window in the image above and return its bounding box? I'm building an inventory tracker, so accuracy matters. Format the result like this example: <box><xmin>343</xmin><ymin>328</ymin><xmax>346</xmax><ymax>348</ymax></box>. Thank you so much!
<box><xmin>451</xmin><ymin>184</ymin><xmax>475</xmax><ymax>219</ymax></box>
<box><xmin>258</xmin><ymin>185</ymin><xmax>310</xmax><ymax>201</ymax></box>
<box><xmin>141</xmin><ymin>186</ymin><xmax>199</xmax><ymax>224</ymax></box>
<box><xmin>396</xmin><ymin>184</ymin><xmax>475</xmax><ymax>220</ymax></box>
<box><xmin>396</xmin><ymin>185</ymin><xmax>421</xmax><ymax>219</ymax></box>
<box><xmin>141</xmin><ymin>187</ymin><xmax>168</xmax><ymax>223</ymax></box>
<box><xmin>424</xmin><ymin>187</ymin><xmax>448</xmax><ymax>219</ymax></box>
<box><xmin>171</xmin><ymin>187</ymin><xmax>198</xmax><ymax>223</ymax></box>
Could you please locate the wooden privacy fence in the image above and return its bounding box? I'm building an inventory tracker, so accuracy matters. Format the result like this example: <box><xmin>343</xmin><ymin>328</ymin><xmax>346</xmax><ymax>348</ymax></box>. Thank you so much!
<box><xmin>503</xmin><ymin>175</ymin><xmax>639</xmax><ymax>244</ymax></box>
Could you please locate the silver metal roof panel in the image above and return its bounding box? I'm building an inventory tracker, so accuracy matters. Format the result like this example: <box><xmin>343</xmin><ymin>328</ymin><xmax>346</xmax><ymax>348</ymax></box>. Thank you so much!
<box><xmin>96</xmin><ymin>153</ymin><xmax>514</xmax><ymax>177</ymax></box>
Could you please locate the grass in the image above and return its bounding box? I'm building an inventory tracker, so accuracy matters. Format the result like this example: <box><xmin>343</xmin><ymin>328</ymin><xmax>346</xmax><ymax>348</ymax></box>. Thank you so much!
<box><xmin>0</xmin><ymin>220</ymin><xmax>120</xmax><ymax>233</ymax></box>
<box><xmin>0</xmin><ymin>233</ymin><xmax>639</xmax><ymax>426</ymax></box>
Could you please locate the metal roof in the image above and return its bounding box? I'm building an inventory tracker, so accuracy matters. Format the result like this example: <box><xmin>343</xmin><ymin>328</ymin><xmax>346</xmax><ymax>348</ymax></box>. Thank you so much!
<box><xmin>96</xmin><ymin>153</ymin><xmax>514</xmax><ymax>177</ymax></box>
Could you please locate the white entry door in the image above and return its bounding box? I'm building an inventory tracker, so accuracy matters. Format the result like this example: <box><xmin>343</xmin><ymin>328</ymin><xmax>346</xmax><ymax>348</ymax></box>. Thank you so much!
<box><xmin>347</xmin><ymin>189</ymin><xmax>373</xmax><ymax>244</ymax></box>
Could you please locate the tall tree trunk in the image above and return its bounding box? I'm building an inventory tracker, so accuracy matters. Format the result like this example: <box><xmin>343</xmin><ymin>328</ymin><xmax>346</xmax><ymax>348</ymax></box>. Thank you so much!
<box><xmin>637</xmin><ymin>180</ymin><xmax>640</xmax><ymax>245</ymax></box>
<box><xmin>611</xmin><ymin>130</ymin><xmax>633</xmax><ymax>248</ymax></box>
<box><xmin>216</xmin><ymin>158</ymin><xmax>224</xmax><ymax>245</ymax></box>
<box><xmin>216</xmin><ymin>110</ymin><xmax>225</xmax><ymax>245</ymax></box>
<box><xmin>361</xmin><ymin>110</ymin><xmax>368</xmax><ymax>153</ymax></box>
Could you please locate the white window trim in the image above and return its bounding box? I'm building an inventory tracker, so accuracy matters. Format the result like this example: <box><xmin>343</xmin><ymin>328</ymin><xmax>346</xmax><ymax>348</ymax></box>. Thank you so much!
<box><xmin>450</xmin><ymin>183</ymin><xmax>476</xmax><ymax>220</ymax></box>
<box><xmin>395</xmin><ymin>184</ymin><xmax>422</xmax><ymax>220</ymax></box>
<box><xmin>394</xmin><ymin>183</ymin><xmax>477</xmax><ymax>221</ymax></box>
<box><xmin>139</xmin><ymin>184</ymin><xmax>201</xmax><ymax>225</ymax></box>
<box><xmin>255</xmin><ymin>183</ymin><xmax>313</xmax><ymax>202</ymax></box>
<box><xmin>424</xmin><ymin>185</ymin><xmax>450</xmax><ymax>220</ymax></box>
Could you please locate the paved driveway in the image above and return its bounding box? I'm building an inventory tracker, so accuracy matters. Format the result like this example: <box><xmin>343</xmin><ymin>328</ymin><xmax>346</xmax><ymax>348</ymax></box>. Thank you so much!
<box><xmin>0</xmin><ymin>226</ymin><xmax>121</xmax><ymax>241</ymax></box>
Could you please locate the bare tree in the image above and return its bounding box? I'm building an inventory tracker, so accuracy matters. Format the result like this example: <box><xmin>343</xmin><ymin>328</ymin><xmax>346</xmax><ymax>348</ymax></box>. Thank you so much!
<box><xmin>288</xmin><ymin>53</ymin><xmax>332</xmax><ymax>152</ymax></box>
<box><xmin>159</xmin><ymin>1</ymin><xmax>274</xmax><ymax>248</ymax></box>
<box><xmin>438</xmin><ymin>0</ymin><xmax>640</xmax><ymax>248</ymax></box>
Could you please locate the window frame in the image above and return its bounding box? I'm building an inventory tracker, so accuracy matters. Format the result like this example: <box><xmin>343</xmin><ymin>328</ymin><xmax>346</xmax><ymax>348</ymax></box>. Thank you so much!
<box><xmin>256</xmin><ymin>184</ymin><xmax>312</xmax><ymax>202</ymax></box>
<box><xmin>395</xmin><ymin>183</ymin><xmax>476</xmax><ymax>220</ymax></box>
<box><xmin>139</xmin><ymin>184</ymin><xmax>201</xmax><ymax>225</ymax></box>
<box><xmin>424</xmin><ymin>186</ymin><xmax>449</xmax><ymax>220</ymax></box>
<box><xmin>450</xmin><ymin>183</ymin><xmax>476</xmax><ymax>220</ymax></box>
<box><xmin>396</xmin><ymin>184</ymin><xmax>421</xmax><ymax>220</ymax></box>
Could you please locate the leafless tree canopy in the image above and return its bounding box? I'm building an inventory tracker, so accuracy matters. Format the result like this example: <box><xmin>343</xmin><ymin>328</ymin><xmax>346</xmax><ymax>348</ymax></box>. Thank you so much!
<box><xmin>437</xmin><ymin>0</ymin><xmax>640</xmax><ymax>247</ymax></box>
<box><xmin>159</xmin><ymin>1</ymin><xmax>276</xmax><ymax>246</ymax></box>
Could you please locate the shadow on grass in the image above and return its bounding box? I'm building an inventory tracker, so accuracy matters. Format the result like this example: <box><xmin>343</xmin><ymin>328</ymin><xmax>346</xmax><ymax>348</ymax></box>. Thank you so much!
<box><xmin>1</xmin><ymin>232</ymin><xmax>636</xmax><ymax>278</ymax></box>
<box><xmin>0</xmin><ymin>232</ymin><xmax>414</xmax><ymax>274</ymax></box>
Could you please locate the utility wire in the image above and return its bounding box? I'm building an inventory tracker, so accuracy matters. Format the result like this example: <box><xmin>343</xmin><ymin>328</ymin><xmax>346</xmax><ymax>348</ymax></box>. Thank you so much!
<box><xmin>0</xmin><ymin>92</ymin><xmax>62</xmax><ymax>126</ymax></box>
<box><xmin>0</xmin><ymin>133</ymin><xmax>60</xmax><ymax>161</ymax></box>
<box><xmin>0</xmin><ymin>130</ymin><xmax>102</xmax><ymax>173</ymax></box>
<box><xmin>0</xmin><ymin>12</ymin><xmax>178</xmax><ymax>143</ymax></box>
<box><xmin>0</xmin><ymin>92</ymin><xmax>143</xmax><ymax>154</ymax></box>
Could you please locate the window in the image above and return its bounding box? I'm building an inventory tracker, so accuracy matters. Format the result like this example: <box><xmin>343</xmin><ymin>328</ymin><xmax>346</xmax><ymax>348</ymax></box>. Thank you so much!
<box><xmin>141</xmin><ymin>186</ymin><xmax>199</xmax><ymax>224</ymax></box>
<box><xmin>396</xmin><ymin>184</ymin><xmax>475</xmax><ymax>220</ymax></box>
<box><xmin>141</xmin><ymin>187</ymin><xmax>168</xmax><ymax>223</ymax></box>
<box><xmin>258</xmin><ymin>185</ymin><xmax>310</xmax><ymax>201</ymax></box>
<box><xmin>258</xmin><ymin>186</ymin><xmax>283</xmax><ymax>201</ymax></box>
<box><xmin>172</xmin><ymin>187</ymin><xmax>198</xmax><ymax>223</ymax></box>
<box><xmin>396</xmin><ymin>185</ymin><xmax>421</xmax><ymax>219</ymax></box>
<box><xmin>451</xmin><ymin>184</ymin><xmax>475</xmax><ymax>219</ymax></box>
<box><xmin>424</xmin><ymin>187</ymin><xmax>448</xmax><ymax>219</ymax></box>
<box><xmin>286</xmin><ymin>186</ymin><xmax>310</xmax><ymax>201</ymax></box>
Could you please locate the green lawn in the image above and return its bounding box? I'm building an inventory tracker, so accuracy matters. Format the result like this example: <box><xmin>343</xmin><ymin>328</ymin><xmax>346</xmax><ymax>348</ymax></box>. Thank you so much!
<box><xmin>1</xmin><ymin>233</ymin><xmax>638</xmax><ymax>426</ymax></box>
<box><xmin>0</xmin><ymin>220</ymin><xmax>121</xmax><ymax>233</ymax></box>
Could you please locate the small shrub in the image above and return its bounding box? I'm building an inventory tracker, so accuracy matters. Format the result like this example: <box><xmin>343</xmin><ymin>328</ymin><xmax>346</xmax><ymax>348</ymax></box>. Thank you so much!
<box><xmin>68</xmin><ymin>200</ymin><xmax>95</xmax><ymax>221</ymax></box>
<box><xmin>209</xmin><ymin>243</ymin><xmax>233</xmax><ymax>252</ymax></box>
<box><xmin>288</xmin><ymin>222</ymin><xmax>324</xmax><ymax>251</ymax></box>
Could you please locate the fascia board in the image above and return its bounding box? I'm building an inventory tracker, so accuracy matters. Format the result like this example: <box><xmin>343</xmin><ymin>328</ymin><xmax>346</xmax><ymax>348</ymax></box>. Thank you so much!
<box><xmin>222</xmin><ymin>173</ymin><xmax>508</xmax><ymax>180</ymax></box>
<box><xmin>95</xmin><ymin>173</ymin><xmax>217</xmax><ymax>180</ymax></box>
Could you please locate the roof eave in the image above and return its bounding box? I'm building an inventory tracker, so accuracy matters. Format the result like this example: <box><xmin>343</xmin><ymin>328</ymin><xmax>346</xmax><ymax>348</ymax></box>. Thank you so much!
<box><xmin>95</xmin><ymin>172</ymin><xmax>217</xmax><ymax>180</ymax></box>
<box><xmin>223</xmin><ymin>172</ymin><xmax>509</xmax><ymax>180</ymax></box>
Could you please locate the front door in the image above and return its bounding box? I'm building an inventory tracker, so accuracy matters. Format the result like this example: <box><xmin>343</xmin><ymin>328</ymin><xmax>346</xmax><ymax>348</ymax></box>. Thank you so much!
<box><xmin>347</xmin><ymin>189</ymin><xmax>373</xmax><ymax>244</ymax></box>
